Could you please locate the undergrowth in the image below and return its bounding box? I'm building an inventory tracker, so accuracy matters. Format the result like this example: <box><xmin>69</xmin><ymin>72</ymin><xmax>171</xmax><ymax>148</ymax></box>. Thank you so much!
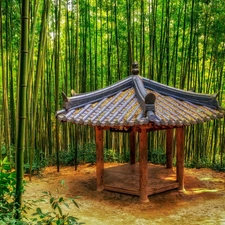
<box><xmin>185</xmin><ymin>157</ymin><xmax>225</xmax><ymax>172</ymax></box>
<box><xmin>46</xmin><ymin>142</ymin><xmax>131</xmax><ymax>167</ymax></box>
<box><xmin>1</xmin><ymin>142</ymin><xmax>225</xmax><ymax>176</ymax></box>
<box><xmin>0</xmin><ymin>157</ymin><xmax>84</xmax><ymax>225</ymax></box>
<box><xmin>148</xmin><ymin>146</ymin><xmax>166</xmax><ymax>165</ymax></box>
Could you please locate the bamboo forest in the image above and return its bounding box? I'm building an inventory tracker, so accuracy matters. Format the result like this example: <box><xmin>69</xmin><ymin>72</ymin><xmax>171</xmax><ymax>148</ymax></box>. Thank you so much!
<box><xmin>1</xmin><ymin>0</ymin><xmax>225</xmax><ymax>224</ymax></box>
<box><xmin>1</xmin><ymin>0</ymin><xmax>224</xmax><ymax>169</ymax></box>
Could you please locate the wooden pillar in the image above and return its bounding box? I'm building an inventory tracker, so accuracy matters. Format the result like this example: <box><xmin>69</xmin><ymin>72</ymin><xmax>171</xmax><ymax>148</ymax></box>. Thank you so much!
<box><xmin>139</xmin><ymin>128</ymin><xmax>149</xmax><ymax>203</ymax></box>
<box><xmin>166</xmin><ymin>129</ymin><xmax>173</xmax><ymax>169</ymax></box>
<box><xmin>95</xmin><ymin>126</ymin><xmax>104</xmax><ymax>191</ymax></box>
<box><xmin>176</xmin><ymin>126</ymin><xmax>185</xmax><ymax>191</ymax></box>
<box><xmin>130</xmin><ymin>130</ymin><xmax>136</xmax><ymax>164</ymax></box>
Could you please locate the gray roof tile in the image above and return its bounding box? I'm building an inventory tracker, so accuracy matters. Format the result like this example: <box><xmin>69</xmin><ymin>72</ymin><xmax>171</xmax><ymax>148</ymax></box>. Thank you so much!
<box><xmin>56</xmin><ymin>75</ymin><xmax>224</xmax><ymax>127</ymax></box>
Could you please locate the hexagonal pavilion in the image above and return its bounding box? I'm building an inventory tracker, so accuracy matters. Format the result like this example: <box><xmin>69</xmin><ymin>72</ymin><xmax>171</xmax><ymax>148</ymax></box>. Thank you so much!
<box><xmin>56</xmin><ymin>62</ymin><xmax>224</xmax><ymax>202</ymax></box>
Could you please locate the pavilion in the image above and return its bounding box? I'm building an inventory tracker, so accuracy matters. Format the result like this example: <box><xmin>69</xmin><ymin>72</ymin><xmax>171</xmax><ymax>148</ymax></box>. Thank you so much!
<box><xmin>56</xmin><ymin>62</ymin><xmax>224</xmax><ymax>202</ymax></box>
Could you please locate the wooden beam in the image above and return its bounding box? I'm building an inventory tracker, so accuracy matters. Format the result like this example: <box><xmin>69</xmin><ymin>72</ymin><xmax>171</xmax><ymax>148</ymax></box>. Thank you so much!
<box><xmin>130</xmin><ymin>131</ymin><xmax>136</xmax><ymax>164</ymax></box>
<box><xmin>139</xmin><ymin>129</ymin><xmax>149</xmax><ymax>203</ymax></box>
<box><xmin>110</xmin><ymin>127</ymin><xmax>132</xmax><ymax>133</ymax></box>
<box><xmin>176</xmin><ymin>127</ymin><xmax>185</xmax><ymax>191</ymax></box>
<box><xmin>95</xmin><ymin>126</ymin><xmax>104</xmax><ymax>191</ymax></box>
<box><xmin>166</xmin><ymin>129</ymin><xmax>173</xmax><ymax>169</ymax></box>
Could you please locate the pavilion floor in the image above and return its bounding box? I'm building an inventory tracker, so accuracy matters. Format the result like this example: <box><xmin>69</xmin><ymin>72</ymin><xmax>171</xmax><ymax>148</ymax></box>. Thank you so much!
<box><xmin>103</xmin><ymin>163</ymin><xmax>179</xmax><ymax>196</ymax></box>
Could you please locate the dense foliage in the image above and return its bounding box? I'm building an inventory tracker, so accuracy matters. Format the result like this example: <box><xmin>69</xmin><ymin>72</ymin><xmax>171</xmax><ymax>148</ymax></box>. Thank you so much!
<box><xmin>0</xmin><ymin>0</ymin><xmax>225</xmax><ymax>171</ymax></box>
<box><xmin>0</xmin><ymin>157</ymin><xmax>83</xmax><ymax>224</ymax></box>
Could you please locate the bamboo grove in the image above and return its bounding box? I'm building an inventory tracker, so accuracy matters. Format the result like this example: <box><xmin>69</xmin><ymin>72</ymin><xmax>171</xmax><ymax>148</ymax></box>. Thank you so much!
<box><xmin>0</xmin><ymin>0</ymin><xmax>225</xmax><ymax>169</ymax></box>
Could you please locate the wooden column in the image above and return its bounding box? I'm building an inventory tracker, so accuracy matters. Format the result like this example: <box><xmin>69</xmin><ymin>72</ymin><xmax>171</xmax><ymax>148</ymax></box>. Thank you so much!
<box><xmin>139</xmin><ymin>128</ymin><xmax>149</xmax><ymax>203</ymax></box>
<box><xmin>130</xmin><ymin>130</ymin><xmax>136</xmax><ymax>164</ymax></box>
<box><xmin>95</xmin><ymin>126</ymin><xmax>104</xmax><ymax>191</ymax></box>
<box><xmin>166</xmin><ymin>129</ymin><xmax>173</xmax><ymax>169</ymax></box>
<box><xmin>176</xmin><ymin>126</ymin><xmax>185</xmax><ymax>191</ymax></box>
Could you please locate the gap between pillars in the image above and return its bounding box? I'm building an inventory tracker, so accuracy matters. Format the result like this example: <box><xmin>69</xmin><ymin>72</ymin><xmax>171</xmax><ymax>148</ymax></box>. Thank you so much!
<box><xmin>130</xmin><ymin>130</ymin><xmax>136</xmax><ymax>164</ymax></box>
<box><xmin>166</xmin><ymin>129</ymin><xmax>173</xmax><ymax>169</ymax></box>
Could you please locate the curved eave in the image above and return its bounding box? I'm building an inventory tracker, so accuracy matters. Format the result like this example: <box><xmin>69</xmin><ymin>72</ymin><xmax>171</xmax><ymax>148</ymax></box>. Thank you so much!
<box><xmin>143</xmin><ymin>78</ymin><xmax>220</xmax><ymax>109</ymax></box>
<box><xmin>148</xmin><ymin>90</ymin><xmax>224</xmax><ymax>126</ymax></box>
<box><xmin>61</xmin><ymin>76</ymin><xmax>133</xmax><ymax>111</ymax></box>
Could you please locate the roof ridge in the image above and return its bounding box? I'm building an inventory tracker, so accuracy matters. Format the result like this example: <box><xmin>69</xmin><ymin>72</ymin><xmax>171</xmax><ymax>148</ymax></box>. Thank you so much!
<box><xmin>132</xmin><ymin>75</ymin><xmax>156</xmax><ymax>122</ymax></box>
<box><xmin>62</xmin><ymin>76</ymin><xmax>133</xmax><ymax>111</ymax></box>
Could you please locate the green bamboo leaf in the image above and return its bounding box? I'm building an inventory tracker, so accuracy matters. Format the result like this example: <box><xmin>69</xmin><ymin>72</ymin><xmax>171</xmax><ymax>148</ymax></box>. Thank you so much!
<box><xmin>43</xmin><ymin>211</ymin><xmax>51</xmax><ymax>217</ymax></box>
<box><xmin>3</xmin><ymin>157</ymin><xmax>8</xmax><ymax>163</ymax></box>
<box><xmin>50</xmin><ymin>197</ymin><xmax>55</xmax><ymax>204</ymax></box>
<box><xmin>72</xmin><ymin>199</ymin><xmax>79</xmax><ymax>208</ymax></box>
<box><xmin>52</xmin><ymin>202</ymin><xmax>57</xmax><ymax>210</ymax></box>
<box><xmin>57</xmin><ymin>205</ymin><xmax>62</xmax><ymax>216</ymax></box>
<box><xmin>36</xmin><ymin>207</ymin><xmax>42</xmax><ymax>214</ymax></box>
<box><xmin>63</xmin><ymin>201</ymin><xmax>69</xmax><ymax>208</ymax></box>
<box><xmin>56</xmin><ymin>219</ymin><xmax>61</xmax><ymax>225</ymax></box>
<box><xmin>49</xmin><ymin>217</ymin><xmax>55</xmax><ymax>222</ymax></box>
<box><xmin>59</xmin><ymin>197</ymin><xmax>64</xmax><ymax>203</ymax></box>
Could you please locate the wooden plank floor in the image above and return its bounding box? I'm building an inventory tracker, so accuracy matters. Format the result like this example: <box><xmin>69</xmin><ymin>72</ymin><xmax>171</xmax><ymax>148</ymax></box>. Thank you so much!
<box><xmin>103</xmin><ymin>164</ymin><xmax>179</xmax><ymax>196</ymax></box>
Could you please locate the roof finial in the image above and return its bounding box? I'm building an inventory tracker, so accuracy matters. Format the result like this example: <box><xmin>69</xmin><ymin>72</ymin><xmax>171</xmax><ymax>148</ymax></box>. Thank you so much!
<box><xmin>131</xmin><ymin>61</ymin><xmax>139</xmax><ymax>75</ymax></box>
<box><xmin>62</xmin><ymin>92</ymin><xmax>69</xmax><ymax>102</ymax></box>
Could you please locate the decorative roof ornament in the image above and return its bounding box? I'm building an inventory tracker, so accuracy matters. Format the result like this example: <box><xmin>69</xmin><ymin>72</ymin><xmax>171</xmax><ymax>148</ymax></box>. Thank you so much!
<box><xmin>131</xmin><ymin>61</ymin><xmax>139</xmax><ymax>75</ymax></box>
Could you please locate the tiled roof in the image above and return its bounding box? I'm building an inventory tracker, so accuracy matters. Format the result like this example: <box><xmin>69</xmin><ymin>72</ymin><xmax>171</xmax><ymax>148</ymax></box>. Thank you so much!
<box><xmin>56</xmin><ymin>75</ymin><xmax>224</xmax><ymax>127</ymax></box>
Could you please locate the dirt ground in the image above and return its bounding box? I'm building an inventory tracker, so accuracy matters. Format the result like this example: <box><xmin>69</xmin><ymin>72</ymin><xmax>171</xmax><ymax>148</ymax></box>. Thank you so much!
<box><xmin>24</xmin><ymin>163</ymin><xmax>225</xmax><ymax>225</ymax></box>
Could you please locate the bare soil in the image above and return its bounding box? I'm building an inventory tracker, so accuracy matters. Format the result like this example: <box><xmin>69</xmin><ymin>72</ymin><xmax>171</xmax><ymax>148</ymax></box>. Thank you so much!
<box><xmin>24</xmin><ymin>163</ymin><xmax>225</xmax><ymax>225</ymax></box>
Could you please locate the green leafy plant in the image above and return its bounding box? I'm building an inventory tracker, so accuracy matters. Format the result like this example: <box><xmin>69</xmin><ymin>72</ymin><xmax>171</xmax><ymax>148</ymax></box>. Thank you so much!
<box><xmin>78</xmin><ymin>142</ymin><xmax>96</xmax><ymax>164</ymax></box>
<box><xmin>104</xmin><ymin>149</ymin><xmax>119</xmax><ymax>162</ymax></box>
<box><xmin>104</xmin><ymin>148</ymin><xmax>130</xmax><ymax>163</ymax></box>
<box><xmin>28</xmin><ymin>180</ymin><xmax>84</xmax><ymax>224</ymax></box>
<box><xmin>24</xmin><ymin>150</ymin><xmax>49</xmax><ymax>175</ymax></box>
<box><xmin>31</xmin><ymin>191</ymin><xmax>84</xmax><ymax>225</ymax></box>
<box><xmin>0</xmin><ymin>157</ymin><xmax>83</xmax><ymax>224</ymax></box>
<box><xmin>0</xmin><ymin>157</ymin><xmax>19</xmax><ymax>223</ymax></box>
<box><xmin>149</xmin><ymin>147</ymin><xmax>166</xmax><ymax>165</ymax></box>
<box><xmin>48</xmin><ymin>142</ymin><xmax>132</xmax><ymax>167</ymax></box>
